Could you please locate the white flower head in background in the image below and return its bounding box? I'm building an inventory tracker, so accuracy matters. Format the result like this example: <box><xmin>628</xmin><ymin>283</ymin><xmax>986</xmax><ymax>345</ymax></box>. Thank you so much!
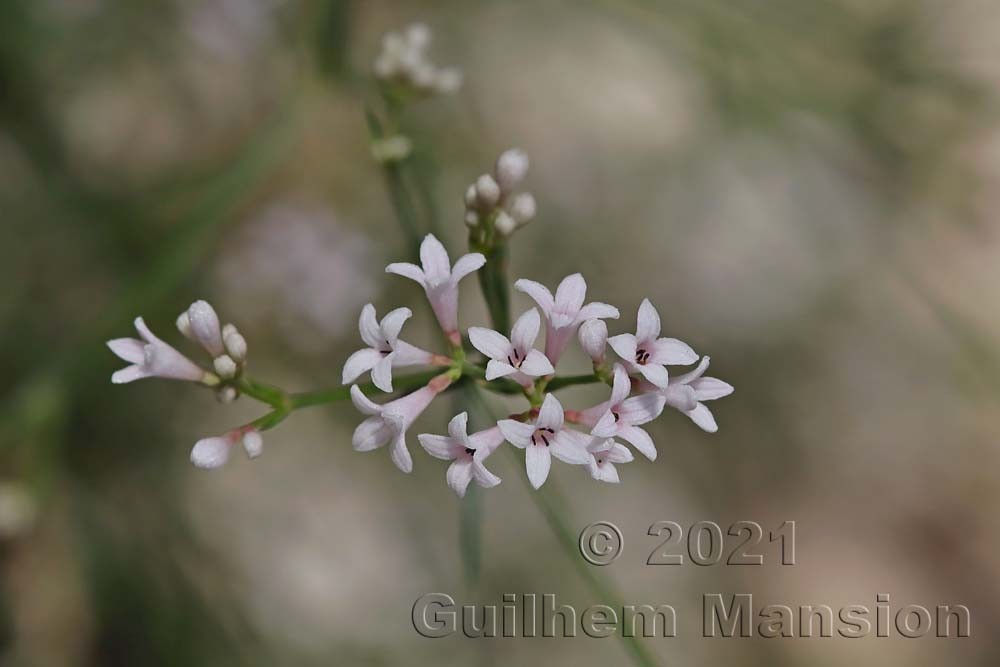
<box><xmin>342</xmin><ymin>304</ymin><xmax>444</xmax><ymax>392</ymax></box>
<box><xmin>497</xmin><ymin>394</ymin><xmax>592</xmax><ymax>489</ymax></box>
<box><xmin>465</xmin><ymin>148</ymin><xmax>537</xmax><ymax>236</ymax></box>
<box><xmin>468</xmin><ymin>308</ymin><xmax>554</xmax><ymax>386</ymax></box>
<box><xmin>418</xmin><ymin>413</ymin><xmax>503</xmax><ymax>497</ymax></box>
<box><xmin>608</xmin><ymin>298</ymin><xmax>697</xmax><ymax>388</ymax></box>
<box><xmin>386</xmin><ymin>234</ymin><xmax>485</xmax><ymax>345</ymax></box>
<box><xmin>515</xmin><ymin>273</ymin><xmax>619</xmax><ymax>365</ymax></box>
<box><xmin>374</xmin><ymin>23</ymin><xmax>462</xmax><ymax>97</ymax></box>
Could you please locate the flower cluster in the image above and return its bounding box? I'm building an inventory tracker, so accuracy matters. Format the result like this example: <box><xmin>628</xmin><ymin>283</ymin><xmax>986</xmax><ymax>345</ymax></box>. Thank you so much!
<box><xmin>465</xmin><ymin>148</ymin><xmax>537</xmax><ymax>238</ymax></box>
<box><xmin>342</xmin><ymin>229</ymin><xmax>733</xmax><ymax>496</ymax></box>
<box><xmin>373</xmin><ymin>23</ymin><xmax>462</xmax><ymax>97</ymax></box>
<box><xmin>107</xmin><ymin>300</ymin><xmax>264</xmax><ymax>468</ymax></box>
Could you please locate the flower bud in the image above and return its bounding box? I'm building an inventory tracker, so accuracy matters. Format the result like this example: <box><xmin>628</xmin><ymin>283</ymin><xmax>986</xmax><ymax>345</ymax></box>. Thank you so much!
<box><xmin>494</xmin><ymin>210</ymin><xmax>517</xmax><ymax>236</ymax></box>
<box><xmin>464</xmin><ymin>184</ymin><xmax>478</xmax><ymax>208</ymax></box>
<box><xmin>509</xmin><ymin>192</ymin><xmax>537</xmax><ymax>224</ymax></box>
<box><xmin>495</xmin><ymin>148</ymin><xmax>529</xmax><ymax>192</ymax></box>
<box><xmin>191</xmin><ymin>436</ymin><xmax>232</xmax><ymax>469</ymax></box>
<box><xmin>578</xmin><ymin>319</ymin><xmax>608</xmax><ymax>363</ymax></box>
<box><xmin>406</xmin><ymin>23</ymin><xmax>431</xmax><ymax>50</ymax></box>
<box><xmin>475</xmin><ymin>174</ymin><xmax>500</xmax><ymax>208</ymax></box>
<box><xmin>224</xmin><ymin>330</ymin><xmax>247</xmax><ymax>363</ymax></box>
<box><xmin>176</xmin><ymin>312</ymin><xmax>193</xmax><ymax>339</ymax></box>
<box><xmin>242</xmin><ymin>430</ymin><xmax>264</xmax><ymax>458</ymax></box>
<box><xmin>187</xmin><ymin>300</ymin><xmax>224</xmax><ymax>357</ymax></box>
<box><xmin>216</xmin><ymin>385</ymin><xmax>238</xmax><ymax>404</ymax></box>
<box><xmin>213</xmin><ymin>355</ymin><xmax>238</xmax><ymax>379</ymax></box>
<box><xmin>464</xmin><ymin>211</ymin><xmax>479</xmax><ymax>227</ymax></box>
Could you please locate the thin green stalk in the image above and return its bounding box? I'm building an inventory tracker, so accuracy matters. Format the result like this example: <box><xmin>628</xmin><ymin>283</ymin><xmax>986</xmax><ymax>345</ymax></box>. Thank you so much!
<box><xmin>547</xmin><ymin>372</ymin><xmax>605</xmax><ymax>392</ymax></box>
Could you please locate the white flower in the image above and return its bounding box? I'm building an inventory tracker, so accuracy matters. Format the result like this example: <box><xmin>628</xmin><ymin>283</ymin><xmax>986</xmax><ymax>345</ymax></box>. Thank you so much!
<box><xmin>184</xmin><ymin>300</ymin><xmax>225</xmax><ymax>357</ymax></box>
<box><xmin>418</xmin><ymin>413</ymin><xmax>503</xmax><ymax>497</ymax></box>
<box><xmin>373</xmin><ymin>23</ymin><xmax>462</xmax><ymax>96</ymax></box>
<box><xmin>342</xmin><ymin>304</ymin><xmax>437</xmax><ymax>392</ymax></box>
<box><xmin>608</xmin><ymin>298</ymin><xmax>697</xmax><ymax>389</ymax></box>
<box><xmin>468</xmin><ymin>309</ymin><xmax>554</xmax><ymax>386</ymax></box>
<box><xmin>514</xmin><ymin>273</ymin><xmax>619</xmax><ymax>365</ymax></box>
<box><xmin>577</xmin><ymin>319</ymin><xmax>608</xmax><ymax>364</ymax></box>
<box><xmin>108</xmin><ymin>318</ymin><xmax>208</xmax><ymax>384</ymax></box>
<box><xmin>586</xmin><ymin>439</ymin><xmax>634</xmax><ymax>484</ymax></box>
<box><xmin>660</xmin><ymin>356</ymin><xmax>733</xmax><ymax>433</ymax></box>
<box><xmin>497</xmin><ymin>394</ymin><xmax>592</xmax><ymax>489</ymax></box>
<box><xmin>350</xmin><ymin>381</ymin><xmax>446</xmax><ymax>473</ymax></box>
<box><xmin>190</xmin><ymin>429</ymin><xmax>263</xmax><ymax>469</ymax></box>
<box><xmin>386</xmin><ymin>234</ymin><xmax>485</xmax><ymax>344</ymax></box>
<box><xmin>577</xmin><ymin>364</ymin><xmax>666</xmax><ymax>461</ymax></box>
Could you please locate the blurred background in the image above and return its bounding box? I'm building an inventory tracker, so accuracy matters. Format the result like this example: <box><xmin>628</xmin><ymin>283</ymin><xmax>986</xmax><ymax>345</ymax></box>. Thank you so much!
<box><xmin>2</xmin><ymin>0</ymin><xmax>999</xmax><ymax>664</ymax></box>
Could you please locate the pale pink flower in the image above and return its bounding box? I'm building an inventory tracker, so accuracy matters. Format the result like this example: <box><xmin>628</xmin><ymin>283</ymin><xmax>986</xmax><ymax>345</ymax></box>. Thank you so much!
<box><xmin>586</xmin><ymin>439</ymin><xmax>634</xmax><ymax>484</ymax></box>
<box><xmin>497</xmin><ymin>394</ymin><xmax>592</xmax><ymax>489</ymax></box>
<box><xmin>350</xmin><ymin>376</ymin><xmax>451</xmax><ymax>473</ymax></box>
<box><xmin>608</xmin><ymin>298</ymin><xmax>697</xmax><ymax>388</ymax></box>
<box><xmin>190</xmin><ymin>428</ymin><xmax>263</xmax><ymax>469</ymax></box>
<box><xmin>418</xmin><ymin>413</ymin><xmax>503</xmax><ymax>497</ymax></box>
<box><xmin>342</xmin><ymin>304</ymin><xmax>438</xmax><ymax>392</ymax></box>
<box><xmin>468</xmin><ymin>308</ymin><xmax>554</xmax><ymax>386</ymax></box>
<box><xmin>576</xmin><ymin>364</ymin><xmax>666</xmax><ymax>461</ymax></box>
<box><xmin>578</xmin><ymin>319</ymin><xmax>608</xmax><ymax>364</ymax></box>
<box><xmin>514</xmin><ymin>273</ymin><xmax>618</xmax><ymax>364</ymax></box>
<box><xmin>386</xmin><ymin>234</ymin><xmax>485</xmax><ymax>344</ymax></box>
<box><xmin>660</xmin><ymin>356</ymin><xmax>733</xmax><ymax>433</ymax></box>
<box><xmin>108</xmin><ymin>318</ymin><xmax>207</xmax><ymax>384</ymax></box>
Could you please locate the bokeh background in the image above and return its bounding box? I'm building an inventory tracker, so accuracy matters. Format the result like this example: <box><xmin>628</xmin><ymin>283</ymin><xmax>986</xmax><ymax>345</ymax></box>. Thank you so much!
<box><xmin>2</xmin><ymin>0</ymin><xmax>999</xmax><ymax>664</ymax></box>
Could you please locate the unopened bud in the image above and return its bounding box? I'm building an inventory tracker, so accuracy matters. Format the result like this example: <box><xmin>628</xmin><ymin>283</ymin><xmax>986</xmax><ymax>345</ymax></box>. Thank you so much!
<box><xmin>494</xmin><ymin>210</ymin><xmax>517</xmax><ymax>236</ymax></box>
<box><xmin>464</xmin><ymin>184</ymin><xmax>478</xmax><ymax>208</ymax></box>
<box><xmin>509</xmin><ymin>192</ymin><xmax>537</xmax><ymax>224</ymax></box>
<box><xmin>495</xmin><ymin>148</ymin><xmax>529</xmax><ymax>192</ymax></box>
<box><xmin>464</xmin><ymin>211</ymin><xmax>480</xmax><ymax>227</ymax></box>
<box><xmin>475</xmin><ymin>174</ymin><xmax>500</xmax><ymax>208</ymax></box>
<box><xmin>578</xmin><ymin>319</ymin><xmax>608</xmax><ymax>363</ymax></box>
<box><xmin>242</xmin><ymin>431</ymin><xmax>263</xmax><ymax>458</ymax></box>
<box><xmin>213</xmin><ymin>355</ymin><xmax>238</xmax><ymax>379</ymax></box>
<box><xmin>216</xmin><ymin>385</ymin><xmax>238</xmax><ymax>404</ymax></box>
<box><xmin>176</xmin><ymin>312</ymin><xmax>193</xmax><ymax>339</ymax></box>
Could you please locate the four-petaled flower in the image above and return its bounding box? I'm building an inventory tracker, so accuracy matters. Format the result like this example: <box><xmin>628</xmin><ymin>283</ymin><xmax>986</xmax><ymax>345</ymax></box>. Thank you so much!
<box><xmin>576</xmin><ymin>364</ymin><xmax>666</xmax><ymax>461</ymax></box>
<box><xmin>342</xmin><ymin>304</ymin><xmax>438</xmax><ymax>392</ymax></box>
<box><xmin>350</xmin><ymin>378</ymin><xmax>449</xmax><ymax>473</ymax></box>
<box><xmin>498</xmin><ymin>394</ymin><xmax>591</xmax><ymax>489</ymax></box>
<box><xmin>586</xmin><ymin>438</ymin><xmax>634</xmax><ymax>484</ymax></box>
<box><xmin>659</xmin><ymin>356</ymin><xmax>734</xmax><ymax>433</ymax></box>
<box><xmin>418</xmin><ymin>412</ymin><xmax>503</xmax><ymax>497</ymax></box>
<box><xmin>108</xmin><ymin>318</ymin><xmax>208</xmax><ymax>384</ymax></box>
<box><xmin>468</xmin><ymin>308</ymin><xmax>554</xmax><ymax>386</ymax></box>
<box><xmin>386</xmin><ymin>234</ymin><xmax>485</xmax><ymax>345</ymax></box>
<box><xmin>515</xmin><ymin>273</ymin><xmax>619</xmax><ymax>365</ymax></box>
<box><xmin>608</xmin><ymin>298</ymin><xmax>697</xmax><ymax>388</ymax></box>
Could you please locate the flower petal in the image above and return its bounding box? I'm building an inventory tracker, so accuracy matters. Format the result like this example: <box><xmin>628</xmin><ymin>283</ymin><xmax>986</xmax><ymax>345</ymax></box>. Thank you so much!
<box><xmin>691</xmin><ymin>377</ymin><xmax>734</xmax><ymax>402</ymax></box>
<box><xmin>485</xmin><ymin>360</ymin><xmax>518</xmax><ymax>380</ymax></box>
<box><xmin>650</xmin><ymin>338</ymin><xmax>698</xmax><ymax>366</ymax></box>
<box><xmin>392</xmin><ymin>340</ymin><xmax>435</xmax><ymax>366</ymax></box>
<box><xmin>358</xmin><ymin>304</ymin><xmax>383</xmax><ymax>349</ymax></box>
<box><xmin>470</xmin><ymin>426</ymin><xmax>506</xmax><ymax>457</ymax></box>
<box><xmin>607</xmin><ymin>334</ymin><xmax>638</xmax><ymax>362</ymax></box>
<box><xmin>472</xmin><ymin>461</ymin><xmax>501</xmax><ymax>488</ymax></box>
<box><xmin>636</xmin><ymin>362</ymin><xmax>670</xmax><ymax>389</ymax></box>
<box><xmin>591</xmin><ymin>410</ymin><xmax>619</xmax><ymax>438</ymax></box>
<box><xmin>350</xmin><ymin>384</ymin><xmax>382</xmax><ymax>416</ymax></box>
<box><xmin>619</xmin><ymin>425</ymin><xmax>658</xmax><ymax>461</ymax></box>
<box><xmin>619</xmin><ymin>393</ymin><xmax>666</xmax><ymax>426</ymax></box>
<box><xmin>686</xmin><ymin>403</ymin><xmax>718</xmax><ymax>433</ymax></box>
<box><xmin>111</xmin><ymin>364</ymin><xmax>149</xmax><ymax>384</ymax></box>
<box><xmin>607</xmin><ymin>442</ymin><xmax>634</xmax><ymax>463</ymax></box>
<box><xmin>107</xmin><ymin>338</ymin><xmax>145</xmax><ymax>364</ymax></box>
<box><xmin>510</xmin><ymin>308</ymin><xmax>541</xmax><ymax>352</ymax></box>
<box><xmin>525</xmin><ymin>443</ymin><xmax>552</xmax><ymax>489</ymax></box>
<box><xmin>379</xmin><ymin>307</ymin><xmax>412</xmax><ymax>345</ymax></box>
<box><xmin>353</xmin><ymin>417</ymin><xmax>391</xmax><ymax>451</ymax></box>
<box><xmin>371</xmin><ymin>352</ymin><xmax>396</xmax><ymax>392</ymax></box>
<box><xmin>514</xmin><ymin>279</ymin><xmax>554</xmax><ymax>314</ymax></box>
<box><xmin>636</xmin><ymin>298</ymin><xmax>661</xmax><ymax>342</ymax></box>
<box><xmin>576</xmin><ymin>302</ymin><xmax>620</xmax><ymax>323</ymax></box>
<box><xmin>553</xmin><ymin>273</ymin><xmax>586</xmax><ymax>325</ymax></box>
<box><xmin>450</xmin><ymin>253</ymin><xmax>486</xmax><ymax>283</ymax></box>
<box><xmin>550</xmin><ymin>431</ymin><xmax>592</xmax><ymax>464</ymax></box>
<box><xmin>447</xmin><ymin>412</ymin><xmax>470</xmax><ymax>446</ymax></box>
<box><xmin>390</xmin><ymin>433</ymin><xmax>414</xmax><ymax>472</ymax></box>
<box><xmin>498</xmin><ymin>419</ymin><xmax>534</xmax><ymax>448</ymax></box>
<box><xmin>536</xmin><ymin>393</ymin><xmax>564</xmax><ymax>432</ymax></box>
<box><xmin>468</xmin><ymin>327</ymin><xmax>511</xmax><ymax>360</ymax></box>
<box><xmin>342</xmin><ymin>348</ymin><xmax>382</xmax><ymax>384</ymax></box>
<box><xmin>419</xmin><ymin>234</ymin><xmax>452</xmax><ymax>285</ymax></box>
<box><xmin>446</xmin><ymin>459</ymin><xmax>475</xmax><ymax>497</ymax></box>
<box><xmin>590</xmin><ymin>461</ymin><xmax>620</xmax><ymax>484</ymax></box>
<box><xmin>418</xmin><ymin>433</ymin><xmax>456</xmax><ymax>460</ymax></box>
<box><xmin>517</xmin><ymin>350</ymin><xmax>554</xmax><ymax>377</ymax></box>
<box><xmin>673</xmin><ymin>356</ymin><xmax>711</xmax><ymax>385</ymax></box>
<box><xmin>609</xmin><ymin>363</ymin><xmax>631</xmax><ymax>406</ymax></box>
<box><xmin>385</xmin><ymin>262</ymin><xmax>426</xmax><ymax>285</ymax></box>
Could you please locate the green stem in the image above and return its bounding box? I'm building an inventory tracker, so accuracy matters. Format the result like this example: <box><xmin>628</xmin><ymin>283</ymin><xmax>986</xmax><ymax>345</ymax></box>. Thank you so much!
<box><xmin>546</xmin><ymin>373</ymin><xmax>605</xmax><ymax>392</ymax></box>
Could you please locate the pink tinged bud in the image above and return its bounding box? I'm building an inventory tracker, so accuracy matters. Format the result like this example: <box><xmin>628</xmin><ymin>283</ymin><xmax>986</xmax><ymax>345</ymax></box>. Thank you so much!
<box><xmin>242</xmin><ymin>431</ymin><xmax>263</xmax><ymax>458</ymax></box>
<box><xmin>186</xmin><ymin>300</ymin><xmax>224</xmax><ymax>357</ymax></box>
<box><xmin>495</xmin><ymin>148</ymin><xmax>529</xmax><ymax>192</ymax></box>
<box><xmin>578</xmin><ymin>319</ymin><xmax>608</xmax><ymax>363</ymax></box>
<box><xmin>190</xmin><ymin>435</ymin><xmax>234</xmax><ymax>469</ymax></box>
